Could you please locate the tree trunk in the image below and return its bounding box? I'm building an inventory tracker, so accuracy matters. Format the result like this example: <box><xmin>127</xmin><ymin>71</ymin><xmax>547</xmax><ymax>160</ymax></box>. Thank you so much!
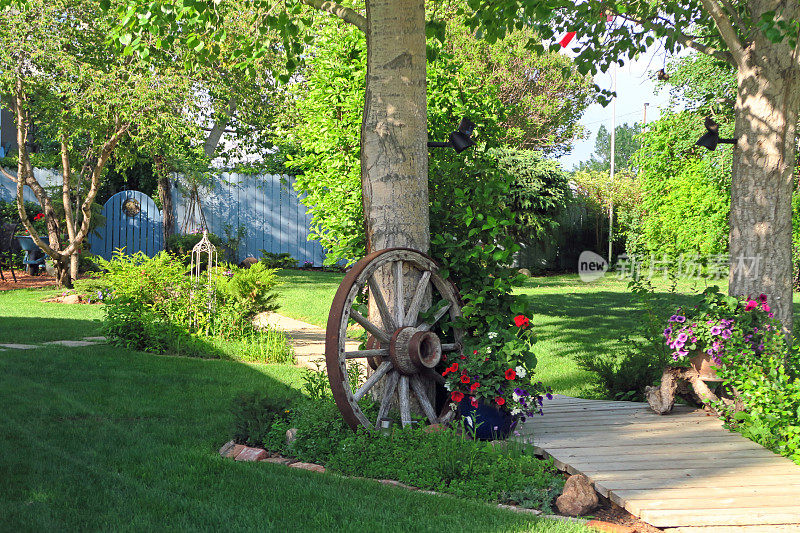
<box><xmin>361</xmin><ymin>0</ymin><xmax>431</xmax><ymax>410</ymax></box>
<box><xmin>361</xmin><ymin>0</ymin><xmax>429</xmax><ymax>254</ymax></box>
<box><xmin>729</xmin><ymin>40</ymin><xmax>800</xmax><ymax>337</ymax></box>
<box><xmin>155</xmin><ymin>156</ymin><xmax>174</xmax><ymax>244</ymax></box>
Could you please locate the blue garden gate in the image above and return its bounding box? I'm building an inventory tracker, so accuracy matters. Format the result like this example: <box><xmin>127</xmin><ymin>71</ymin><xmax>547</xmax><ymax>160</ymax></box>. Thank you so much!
<box><xmin>88</xmin><ymin>190</ymin><xmax>163</xmax><ymax>260</ymax></box>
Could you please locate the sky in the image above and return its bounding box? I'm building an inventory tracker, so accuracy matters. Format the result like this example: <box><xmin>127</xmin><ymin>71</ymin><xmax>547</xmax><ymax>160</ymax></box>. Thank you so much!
<box><xmin>557</xmin><ymin>46</ymin><xmax>675</xmax><ymax>170</ymax></box>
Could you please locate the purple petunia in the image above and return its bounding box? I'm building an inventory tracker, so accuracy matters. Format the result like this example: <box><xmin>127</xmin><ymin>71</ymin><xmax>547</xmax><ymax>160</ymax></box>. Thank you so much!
<box><xmin>710</xmin><ymin>325</ymin><xmax>722</xmax><ymax>335</ymax></box>
<box><xmin>664</xmin><ymin>327</ymin><xmax>672</xmax><ymax>338</ymax></box>
<box><xmin>675</xmin><ymin>315</ymin><xmax>686</xmax><ymax>323</ymax></box>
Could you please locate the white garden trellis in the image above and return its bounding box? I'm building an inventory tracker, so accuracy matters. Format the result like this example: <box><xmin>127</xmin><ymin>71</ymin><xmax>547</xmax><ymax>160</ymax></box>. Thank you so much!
<box><xmin>190</xmin><ymin>230</ymin><xmax>218</xmax><ymax>317</ymax></box>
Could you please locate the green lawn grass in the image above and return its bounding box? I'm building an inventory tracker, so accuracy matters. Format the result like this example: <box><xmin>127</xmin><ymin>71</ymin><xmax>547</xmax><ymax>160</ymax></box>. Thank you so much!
<box><xmin>0</xmin><ymin>289</ymin><xmax>587</xmax><ymax>532</ymax></box>
<box><xmin>275</xmin><ymin>269</ymin><xmax>344</xmax><ymax>327</ymax></box>
<box><xmin>273</xmin><ymin>268</ymin><xmax>800</xmax><ymax>398</ymax></box>
<box><xmin>0</xmin><ymin>287</ymin><xmax>103</xmax><ymax>343</ymax></box>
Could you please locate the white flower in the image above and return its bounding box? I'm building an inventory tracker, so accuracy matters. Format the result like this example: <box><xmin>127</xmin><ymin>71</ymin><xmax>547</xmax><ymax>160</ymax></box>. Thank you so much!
<box><xmin>487</xmin><ymin>331</ymin><xmax>498</xmax><ymax>339</ymax></box>
<box><xmin>444</xmin><ymin>381</ymin><xmax>452</xmax><ymax>391</ymax></box>
<box><xmin>512</xmin><ymin>392</ymin><xmax>521</xmax><ymax>402</ymax></box>
<box><xmin>486</xmin><ymin>346</ymin><xmax>492</xmax><ymax>354</ymax></box>
<box><xmin>511</xmin><ymin>407</ymin><xmax>522</xmax><ymax>416</ymax></box>
<box><xmin>515</xmin><ymin>366</ymin><xmax>527</xmax><ymax>378</ymax></box>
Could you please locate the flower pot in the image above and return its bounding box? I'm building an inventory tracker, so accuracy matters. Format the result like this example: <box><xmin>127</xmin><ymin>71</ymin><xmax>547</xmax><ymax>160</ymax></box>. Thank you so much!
<box><xmin>458</xmin><ymin>397</ymin><xmax>517</xmax><ymax>441</ymax></box>
<box><xmin>689</xmin><ymin>352</ymin><xmax>723</xmax><ymax>382</ymax></box>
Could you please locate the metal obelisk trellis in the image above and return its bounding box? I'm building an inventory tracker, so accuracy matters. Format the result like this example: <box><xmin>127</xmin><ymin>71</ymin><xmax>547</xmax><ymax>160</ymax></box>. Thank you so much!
<box><xmin>190</xmin><ymin>231</ymin><xmax>218</xmax><ymax>318</ymax></box>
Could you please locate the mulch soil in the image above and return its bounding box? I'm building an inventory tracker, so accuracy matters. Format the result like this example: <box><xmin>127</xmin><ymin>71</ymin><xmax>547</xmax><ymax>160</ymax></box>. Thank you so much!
<box><xmin>0</xmin><ymin>270</ymin><xmax>61</xmax><ymax>291</ymax></box>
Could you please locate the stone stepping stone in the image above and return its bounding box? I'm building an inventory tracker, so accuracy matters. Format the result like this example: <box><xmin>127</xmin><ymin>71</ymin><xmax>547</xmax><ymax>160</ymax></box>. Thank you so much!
<box><xmin>82</xmin><ymin>336</ymin><xmax>107</xmax><ymax>342</ymax></box>
<box><xmin>0</xmin><ymin>343</ymin><xmax>38</xmax><ymax>350</ymax></box>
<box><xmin>44</xmin><ymin>340</ymin><xmax>96</xmax><ymax>347</ymax></box>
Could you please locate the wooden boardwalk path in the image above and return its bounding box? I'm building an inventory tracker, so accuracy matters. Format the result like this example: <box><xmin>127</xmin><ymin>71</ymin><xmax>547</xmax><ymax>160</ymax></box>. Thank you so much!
<box><xmin>518</xmin><ymin>395</ymin><xmax>800</xmax><ymax>532</ymax></box>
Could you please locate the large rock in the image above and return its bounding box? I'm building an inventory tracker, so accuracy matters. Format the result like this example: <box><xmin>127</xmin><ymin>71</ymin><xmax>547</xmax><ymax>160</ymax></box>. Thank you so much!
<box><xmin>517</xmin><ymin>268</ymin><xmax>532</xmax><ymax>277</ymax></box>
<box><xmin>285</xmin><ymin>427</ymin><xmax>298</xmax><ymax>445</ymax></box>
<box><xmin>238</xmin><ymin>256</ymin><xmax>258</xmax><ymax>269</ymax></box>
<box><xmin>235</xmin><ymin>446</ymin><xmax>268</xmax><ymax>462</ymax></box>
<box><xmin>556</xmin><ymin>474</ymin><xmax>599</xmax><ymax>516</ymax></box>
<box><xmin>62</xmin><ymin>294</ymin><xmax>82</xmax><ymax>304</ymax></box>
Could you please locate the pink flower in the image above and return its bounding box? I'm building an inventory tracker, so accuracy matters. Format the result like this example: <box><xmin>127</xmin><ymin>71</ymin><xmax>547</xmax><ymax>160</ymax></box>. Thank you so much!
<box><xmin>762</xmin><ymin>303</ymin><xmax>771</xmax><ymax>313</ymax></box>
<box><xmin>470</xmin><ymin>396</ymin><xmax>479</xmax><ymax>408</ymax></box>
<box><xmin>745</xmin><ymin>300</ymin><xmax>758</xmax><ymax>311</ymax></box>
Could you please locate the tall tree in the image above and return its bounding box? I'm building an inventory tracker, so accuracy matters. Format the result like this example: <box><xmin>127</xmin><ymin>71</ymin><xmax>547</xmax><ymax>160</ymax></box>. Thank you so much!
<box><xmin>473</xmin><ymin>0</ymin><xmax>800</xmax><ymax>335</ymax></box>
<box><xmin>0</xmin><ymin>0</ymin><xmax>195</xmax><ymax>286</ymax></box>
<box><xmin>577</xmin><ymin>122</ymin><xmax>641</xmax><ymax>173</ymax></box>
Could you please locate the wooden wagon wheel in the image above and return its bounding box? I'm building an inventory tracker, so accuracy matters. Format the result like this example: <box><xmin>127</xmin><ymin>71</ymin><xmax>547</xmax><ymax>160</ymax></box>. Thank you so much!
<box><xmin>325</xmin><ymin>247</ymin><xmax>464</xmax><ymax>430</ymax></box>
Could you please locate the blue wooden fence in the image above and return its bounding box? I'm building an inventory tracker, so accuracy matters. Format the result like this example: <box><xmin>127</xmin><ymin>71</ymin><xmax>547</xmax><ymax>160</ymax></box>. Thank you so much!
<box><xmin>88</xmin><ymin>190</ymin><xmax>163</xmax><ymax>259</ymax></box>
<box><xmin>0</xmin><ymin>168</ymin><xmax>60</xmax><ymax>204</ymax></box>
<box><xmin>172</xmin><ymin>173</ymin><xmax>326</xmax><ymax>266</ymax></box>
<box><xmin>2</xmin><ymin>170</ymin><xmax>327</xmax><ymax>266</ymax></box>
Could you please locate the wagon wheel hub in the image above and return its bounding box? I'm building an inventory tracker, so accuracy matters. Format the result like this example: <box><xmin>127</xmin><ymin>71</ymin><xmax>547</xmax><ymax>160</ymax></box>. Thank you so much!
<box><xmin>389</xmin><ymin>327</ymin><xmax>442</xmax><ymax>375</ymax></box>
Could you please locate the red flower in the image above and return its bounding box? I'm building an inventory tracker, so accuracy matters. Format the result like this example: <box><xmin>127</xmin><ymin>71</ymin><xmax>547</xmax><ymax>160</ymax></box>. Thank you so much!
<box><xmin>451</xmin><ymin>391</ymin><xmax>464</xmax><ymax>402</ymax></box>
<box><xmin>460</xmin><ymin>375</ymin><xmax>470</xmax><ymax>384</ymax></box>
<box><xmin>505</xmin><ymin>368</ymin><xmax>516</xmax><ymax>380</ymax></box>
<box><xmin>442</xmin><ymin>354</ymin><xmax>447</xmax><ymax>361</ymax></box>
<box><xmin>514</xmin><ymin>315</ymin><xmax>530</xmax><ymax>328</ymax></box>
<box><xmin>441</xmin><ymin>369</ymin><xmax>449</xmax><ymax>377</ymax></box>
<box><xmin>33</xmin><ymin>213</ymin><xmax>44</xmax><ymax>221</ymax></box>
<box><xmin>470</xmin><ymin>396</ymin><xmax>479</xmax><ymax>408</ymax></box>
<box><xmin>495</xmin><ymin>396</ymin><xmax>506</xmax><ymax>406</ymax></box>
<box><xmin>449</xmin><ymin>363</ymin><xmax>458</xmax><ymax>373</ymax></box>
<box><xmin>745</xmin><ymin>300</ymin><xmax>758</xmax><ymax>311</ymax></box>
<box><xmin>759</xmin><ymin>293</ymin><xmax>768</xmax><ymax>303</ymax></box>
<box><xmin>460</xmin><ymin>355</ymin><xmax>466</xmax><ymax>360</ymax></box>
<box><xmin>473</xmin><ymin>350</ymin><xmax>478</xmax><ymax>355</ymax></box>
<box><xmin>470</xmin><ymin>382</ymin><xmax>480</xmax><ymax>392</ymax></box>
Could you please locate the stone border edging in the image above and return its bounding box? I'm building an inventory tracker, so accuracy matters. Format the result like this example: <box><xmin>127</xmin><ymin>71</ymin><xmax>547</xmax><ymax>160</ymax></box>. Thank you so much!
<box><xmin>218</xmin><ymin>440</ymin><xmax>634</xmax><ymax>529</ymax></box>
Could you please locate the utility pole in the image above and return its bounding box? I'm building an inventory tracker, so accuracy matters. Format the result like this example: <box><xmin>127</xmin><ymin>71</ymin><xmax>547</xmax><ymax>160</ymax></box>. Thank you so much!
<box><xmin>643</xmin><ymin>102</ymin><xmax>649</xmax><ymax>129</ymax></box>
<box><xmin>608</xmin><ymin>65</ymin><xmax>617</xmax><ymax>265</ymax></box>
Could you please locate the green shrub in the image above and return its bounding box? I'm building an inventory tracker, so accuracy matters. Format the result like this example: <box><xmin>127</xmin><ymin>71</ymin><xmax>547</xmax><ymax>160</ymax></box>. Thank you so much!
<box><xmin>717</xmin><ymin>343</ymin><xmax>800</xmax><ymax>464</ymax></box>
<box><xmin>216</xmin><ymin>261</ymin><xmax>280</xmax><ymax>322</ymax></box>
<box><xmin>96</xmin><ymin>250</ymin><xmax>292</xmax><ymax>362</ymax></box>
<box><xmin>284</xmin><ymin>400</ymin><xmax>352</xmax><ymax>464</ymax></box>
<box><xmin>231</xmin><ymin>391</ymin><xmax>293</xmax><ymax>448</ymax></box>
<box><xmin>258</xmin><ymin>251</ymin><xmax>298</xmax><ymax>269</ymax></box>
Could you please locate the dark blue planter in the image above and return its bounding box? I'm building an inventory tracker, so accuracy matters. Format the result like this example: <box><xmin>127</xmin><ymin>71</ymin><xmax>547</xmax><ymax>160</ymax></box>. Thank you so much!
<box><xmin>458</xmin><ymin>397</ymin><xmax>517</xmax><ymax>441</ymax></box>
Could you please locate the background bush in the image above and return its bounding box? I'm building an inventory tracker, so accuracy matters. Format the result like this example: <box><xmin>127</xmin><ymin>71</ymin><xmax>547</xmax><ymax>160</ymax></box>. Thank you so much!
<box><xmin>97</xmin><ymin>250</ymin><xmax>292</xmax><ymax>362</ymax></box>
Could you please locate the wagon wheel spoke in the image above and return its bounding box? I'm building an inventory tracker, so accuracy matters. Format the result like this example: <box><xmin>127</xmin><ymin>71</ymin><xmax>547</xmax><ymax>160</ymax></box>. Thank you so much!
<box><xmin>393</xmin><ymin>260</ymin><xmax>405</xmax><ymax>327</ymax></box>
<box><xmin>403</xmin><ymin>270</ymin><xmax>431</xmax><ymax>327</ymax></box>
<box><xmin>398</xmin><ymin>376</ymin><xmax>412</xmax><ymax>427</ymax></box>
<box><xmin>410</xmin><ymin>375</ymin><xmax>438</xmax><ymax>424</ymax></box>
<box><xmin>424</xmin><ymin>368</ymin><xmax>446</xmax><ymax>385</ymax></box>
<box><xmin>345</xmin><ymin>348</ymin><xmax>390</xmax><ymax>360</ymax></box>
<box><xmin>349</xmin><ymin>308</ymin><xmax>391</xmax><ymax>344</ymax></box>
<box><xmin>367</xmin><ymin>277</ymin><xmax>396</xmax><ymax>332</ymax></box>
<box><xmin>438</xmin><ymin>409</ymin><xmax>456</xmax><ymax>426</ymax></box>
<box><xmin>353</xmin><ymin>360</ymin><xmax>393</xmax><ymax>401</ymax></box>
<box><xmin>417</xmin><ymin>302</ymin><xmax>452</xmax><ymax>332</ymax></box>
<box><xmin>375</xmin><ymin>371</ymin><xmax>400</xmax><ymax>427</ymax></box>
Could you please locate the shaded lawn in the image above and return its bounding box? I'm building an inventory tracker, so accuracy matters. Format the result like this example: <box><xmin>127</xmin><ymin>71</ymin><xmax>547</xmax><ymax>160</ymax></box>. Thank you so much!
<box><xmin>0</xmin><ymin>335</ymin><xmax>585</xmax><ymax>532</ymax></box>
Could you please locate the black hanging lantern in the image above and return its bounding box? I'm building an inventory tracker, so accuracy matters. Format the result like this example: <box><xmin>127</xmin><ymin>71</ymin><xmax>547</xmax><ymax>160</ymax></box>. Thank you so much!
<box><xmin>696</xmin><ymin>116</ymin><xmax>738</xmax><ymax>151</ymax></box>
<box><xmin>428</xmin><ymin>117</ymin><xmax>476</xmax><ymax>153</ymax></box>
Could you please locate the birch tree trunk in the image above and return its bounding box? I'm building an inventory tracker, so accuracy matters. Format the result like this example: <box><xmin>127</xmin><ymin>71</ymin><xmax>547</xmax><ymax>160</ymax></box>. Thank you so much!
<box><xmin>361</xmin><ymin>0</ymin><xmax>429</xmax><ymax>254</ymax></box>
<box><xmin>361</xmin><ymin>0</ymin><xmax>432</xmax><ymax>408</ymax></box>
<box><xmin>729</xmin><ymin>37</ymin><xmax>800</xmax><ymax>337</ymax></box>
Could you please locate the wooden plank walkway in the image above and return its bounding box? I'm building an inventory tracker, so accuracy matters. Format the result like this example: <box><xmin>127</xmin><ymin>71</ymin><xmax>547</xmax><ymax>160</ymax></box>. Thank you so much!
<box><xmin>518</xmin><ymin>395</ymin><xmax>800</xmax><ymax>532</ymax></box>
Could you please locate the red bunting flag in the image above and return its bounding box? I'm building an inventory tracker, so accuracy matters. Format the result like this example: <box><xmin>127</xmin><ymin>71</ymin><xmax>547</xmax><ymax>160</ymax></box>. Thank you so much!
<box><xmin>559</xmin><ymin>31</ymin><xmax>576</xmax><ymax>48</ymax></box>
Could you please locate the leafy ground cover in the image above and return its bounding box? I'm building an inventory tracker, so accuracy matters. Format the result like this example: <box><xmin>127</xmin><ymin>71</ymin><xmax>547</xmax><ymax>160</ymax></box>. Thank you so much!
<box><xmin>0</xmin><ymin>303</ymin><xmax>586</xmax><ymax>531</ymax></box>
